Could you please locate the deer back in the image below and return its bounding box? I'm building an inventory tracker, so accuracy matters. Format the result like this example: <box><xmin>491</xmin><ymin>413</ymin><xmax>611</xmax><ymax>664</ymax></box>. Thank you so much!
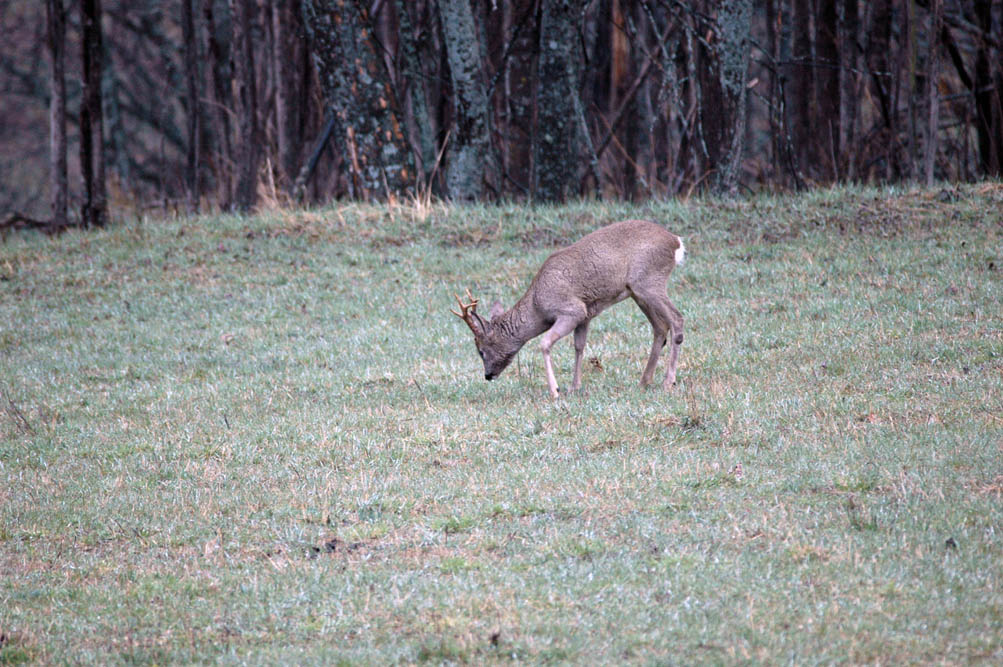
<box><xmin>527</xmin><ymin>220</ymin><xmax>681</xmax><ymax>314</ymax></box>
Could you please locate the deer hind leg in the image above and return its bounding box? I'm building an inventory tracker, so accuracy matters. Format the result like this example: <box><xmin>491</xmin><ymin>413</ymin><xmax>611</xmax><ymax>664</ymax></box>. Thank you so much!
<box><xmin>632</xmin><ymin>293</ymin><xmax>670</xmax><ymax>387</ymax></box>
<box><xmin>540</xmin><ymin>313</ymin><xmax>584</xmax><ymax>399</ymax></box>
<box><xmin>633</xmin><ymin>284</ymin><xmax>684</xmax><ymax>389</ymax></box>
<box><xmin>661</xmin><ymin>297</ymin><xmax>684</xmax><ymax>389</ymax></box>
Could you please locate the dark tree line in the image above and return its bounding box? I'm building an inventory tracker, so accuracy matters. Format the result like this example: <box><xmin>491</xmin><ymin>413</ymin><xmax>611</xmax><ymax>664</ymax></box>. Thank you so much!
<box><xmin>0</xmin><ymin>0</ymin><xmax>1001</xmax><ymax>226</ymax></box>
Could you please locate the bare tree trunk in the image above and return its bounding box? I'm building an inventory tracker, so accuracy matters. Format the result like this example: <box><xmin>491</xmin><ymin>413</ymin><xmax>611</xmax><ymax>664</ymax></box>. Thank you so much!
<box><xmin>80</xmin><ymin>0</ymin><xmax>107</xmax><ymax>227</ymax></box>
<box><xmin>273</xmin><ymin>0</ymin><xmax>305</xmax><ymax>191</ymax></box>
<box><xmin>973</xmin><ymin>0</ymin><xmax>1003</xmax><ymax>175</ymax></box>
<box><xmin>615</xmin><ymin>1</ymin><xmax>652</xmax><ymax>199</ymax></box>
<box><xmin>229</xmin><ymin>0</ymin><xmax>260</xmax><ymax>211</ymax></box>
<box><xmin>939</xmin><ymin>21</ymin><xmax>972</xmax><ymax>179</ymax></box>
<box><xmin>90</xmin><ymin>0</ymin><xmax>106</xmax><ymax>225</ymax></box>
<box><xmin>816</xmin><ymin>0</ymin><xmax>839</xmax><ymax>180</ymax></box>
<box><xmin>104</xmin><ymin>61</ymin><xmax>129</xmax><ymax>188</ymax></box>
<box><xmin>604</xmin><ymin>0</ymin><xmax>629</xmax><ymax>196</ymax></box>
<box><xmin>764</xmin><ymin>0</ymin><xmax>804</xmax><ymax>189</ymax></box>
<box><xmin>866</xmin><ymin>0</ymin><xmax>895</xmax><ymax>181</ymax></box>
<box><xmin>204</xmin><ymin>1</ymin><xmax>234</xmax><ymax>207</ymax></box>
<box><xmin>790</xmin><ymin>0</ymin><xmax>814</xmax><ymax>178</ymax></box>
<box><xmin>182</xmin><ymin>0</ymin><xmax>200</xmax><ymax>212</ymax></box>
<box><xmin>641</xmin><ymin>1</ymin><xmax>677</xmax><ymax>196</ymax></box>
<box><xmin>534</xmin><ymin>0</ymin><xmax>579</xmax><ymax>202</ymax></box>
<box><xmin>438</xmin><ymin>0</ymin><xmax>491</xmax><ymax>199</ymax></box>
<box><xmin>924</xmin><ymin>0</ymin><xmax>941</xmax><ymax>186</ymax></box>
<box><xmin>765</xmin><ymin>0</ymin><xmax>780</xmax><ymax>180</ymax></box>
<box><xmin>838</xmin><ymin>0</ymin><xmax>859</xmax><ymax>180</ymax></box>
<box><xmin>499</xmin><ymin>0</ymin><xmax>538</xmax><ymax>196</ymax></box>
<box><xmin>902</xmin><ymin>0</ymin><xmax>917</xmax><ymax>180</ymax></box>
<box><xmin>679</xmin><ymin>19</ymin><xmax>705</xmax><ymax>190</ymax></box>
<box><xmin>46</xmin><ymin>0</ymin><xmax>68</xmax><ymax>227</ymax></box>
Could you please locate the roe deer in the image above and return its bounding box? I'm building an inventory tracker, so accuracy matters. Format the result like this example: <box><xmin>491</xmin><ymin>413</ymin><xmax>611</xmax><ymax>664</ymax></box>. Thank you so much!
<box><xmin>452</xmin><ymin>219</ymin><xmax>685</xmax><ymax>398</ymax></box>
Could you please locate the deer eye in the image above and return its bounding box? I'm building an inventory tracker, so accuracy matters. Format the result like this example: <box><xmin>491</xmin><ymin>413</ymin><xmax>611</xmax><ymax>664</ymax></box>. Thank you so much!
<box><xmin>478</xmin><ymin>349</ymin><xmax>485</xmax><ymax>359</ymax></box>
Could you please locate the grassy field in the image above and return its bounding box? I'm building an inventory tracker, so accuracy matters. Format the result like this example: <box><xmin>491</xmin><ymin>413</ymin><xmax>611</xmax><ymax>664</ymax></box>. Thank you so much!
<box><xmin>2</xmin><ymin>184</ymin><xmax>1001</xmax><ymax>664</ymax></box>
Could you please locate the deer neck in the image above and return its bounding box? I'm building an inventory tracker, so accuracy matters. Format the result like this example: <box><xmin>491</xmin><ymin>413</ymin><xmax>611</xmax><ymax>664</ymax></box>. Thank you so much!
<box><xmin>490</xmin><ymin>295</ymin><xmax>549</xmax><ymax>352</ymax></box>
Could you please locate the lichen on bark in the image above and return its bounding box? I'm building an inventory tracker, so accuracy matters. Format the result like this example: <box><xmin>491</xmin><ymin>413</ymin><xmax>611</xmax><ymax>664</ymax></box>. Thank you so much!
<box><xmin>301</xmin><ymin>0</ymin><xmax>413</xmax><ymax>199</ymax></box>
<box><xmin>534</xmin><ymin>0</ymin><xmax>581</xmax><ymax>202</ymax></box>
<box><xmin>438</xmin><ymin>0</ymin><xmax>492</xmax><ymax>200</ymax></box>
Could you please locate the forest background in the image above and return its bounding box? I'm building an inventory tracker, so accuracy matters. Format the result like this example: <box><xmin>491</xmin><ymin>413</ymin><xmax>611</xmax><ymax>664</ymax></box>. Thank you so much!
<box><xmin>1</xmin><ymin>0</ymin><xmax>1002</xmax><ymax>228</ymax></box>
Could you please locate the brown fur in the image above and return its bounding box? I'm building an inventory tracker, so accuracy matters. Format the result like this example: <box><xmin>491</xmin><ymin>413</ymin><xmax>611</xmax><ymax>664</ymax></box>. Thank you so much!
<box><xmin>453</xmin><ymin>220</ymin><xmax>685</xmax><ymax>398</ymax></box>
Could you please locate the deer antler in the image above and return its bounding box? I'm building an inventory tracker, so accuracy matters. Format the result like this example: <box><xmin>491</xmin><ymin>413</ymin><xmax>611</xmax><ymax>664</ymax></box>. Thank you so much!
<box><xmin>450</xmin><ymin>289</ymin><xmax>479</xmax><ymax>321</ymax></box>
<box><xmin>451</xmin><ymin>289</ymin><xmax>486</xmax><ymax>336</ymax></box>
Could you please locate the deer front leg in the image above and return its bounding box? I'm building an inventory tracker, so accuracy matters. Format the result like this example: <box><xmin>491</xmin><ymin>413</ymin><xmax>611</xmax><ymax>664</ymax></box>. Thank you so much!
<box><xmin>570</xmin><ymin>320</ymin><xmax>591</xmax><ymax>393</ymax></box>
<box><xmin>540</xmin><ymin>315</ymin><xmax>581</xmax><ymax>399</ymax></box>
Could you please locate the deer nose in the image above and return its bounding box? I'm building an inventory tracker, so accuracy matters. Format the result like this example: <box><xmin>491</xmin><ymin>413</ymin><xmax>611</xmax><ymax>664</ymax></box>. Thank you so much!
<box><xmin>485</xmin><ymin>373</ymin><xmax>495</xmax><ymax>381</ymax></box>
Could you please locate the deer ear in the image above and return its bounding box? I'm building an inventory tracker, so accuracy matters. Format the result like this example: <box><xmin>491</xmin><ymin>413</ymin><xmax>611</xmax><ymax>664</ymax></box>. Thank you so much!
<box><xmin>489</xmin><ymin>301</ymin><xmax>504</xmax><ymax>321</ymax></box>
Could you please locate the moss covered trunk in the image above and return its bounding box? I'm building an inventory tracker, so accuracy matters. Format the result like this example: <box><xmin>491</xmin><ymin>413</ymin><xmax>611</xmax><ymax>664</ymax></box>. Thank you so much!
<box><xmin>438</xmin><ymin>0</ymin><xmax>491</xmax><ymax>200</ymax></box>
<box><xmin>534</xmin><ymin>0</ymin><xmax>580</xmax><ymax>202</ymax></box>
<box><xmin>697</xmin><ymin>0</ymin><xmax>752</xmax><ymax>194</ymax></box>
<box><xmin>301</xmin><ymin>0</ymin><xmax>414</xmax><ymax>200</ymax></box>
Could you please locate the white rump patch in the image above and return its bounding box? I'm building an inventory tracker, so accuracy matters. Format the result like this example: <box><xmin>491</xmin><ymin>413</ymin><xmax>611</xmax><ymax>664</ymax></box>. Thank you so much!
<box><xmin>675</xmin><ymin>238</ymin><xmax>686</xmax><ymax>266</ymax></box>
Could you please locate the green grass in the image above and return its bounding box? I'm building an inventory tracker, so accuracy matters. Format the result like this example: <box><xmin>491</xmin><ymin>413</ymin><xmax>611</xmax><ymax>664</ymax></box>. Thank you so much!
<box><xmin>2</xmin><ymin>184</ymin><xmax>1002</xmax><ymax>663</ymax></box>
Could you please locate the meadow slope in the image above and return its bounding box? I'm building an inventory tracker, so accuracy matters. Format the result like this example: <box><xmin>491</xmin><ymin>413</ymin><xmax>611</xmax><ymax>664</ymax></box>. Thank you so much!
<box><xmin>2</xmin><ymin>184</ymin><xmax>1001</xmax><ymax>663</ymax></box>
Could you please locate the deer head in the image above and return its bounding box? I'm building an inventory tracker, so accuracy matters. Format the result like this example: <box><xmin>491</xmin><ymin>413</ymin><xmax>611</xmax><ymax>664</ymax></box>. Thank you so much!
<box><xmin>451</xmin><ymin>290</ymin><xmax>515</xmax><ymax>381</ymax></box>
